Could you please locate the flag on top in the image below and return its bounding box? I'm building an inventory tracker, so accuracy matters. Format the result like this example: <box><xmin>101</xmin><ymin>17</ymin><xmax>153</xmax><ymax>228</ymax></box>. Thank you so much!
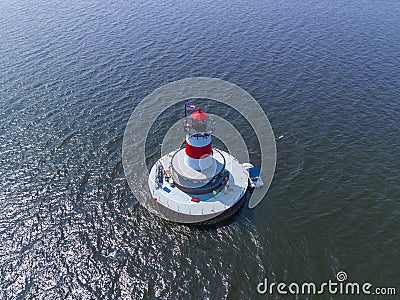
<box><xmin>185</xmin><ymin>103</ymin><xmax>196</xmax><ymax>111</ymax></box>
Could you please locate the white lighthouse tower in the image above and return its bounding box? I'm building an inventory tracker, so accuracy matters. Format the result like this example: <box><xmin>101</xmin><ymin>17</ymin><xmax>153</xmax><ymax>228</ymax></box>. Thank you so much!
<box><xmin>148</xmin><ymin>105</ymin><xmax>249</xmax><ymax>224</ymax></box>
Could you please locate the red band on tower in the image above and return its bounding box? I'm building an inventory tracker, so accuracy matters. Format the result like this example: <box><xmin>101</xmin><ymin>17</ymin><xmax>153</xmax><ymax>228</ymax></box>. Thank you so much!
<box><xmin>185</xmin><ymin>142</ymin><xmax>212</xmax><ymax>159</ymax></box>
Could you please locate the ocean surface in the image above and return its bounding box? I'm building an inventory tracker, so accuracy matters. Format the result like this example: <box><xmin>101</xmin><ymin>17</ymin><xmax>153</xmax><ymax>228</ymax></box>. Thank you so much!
<box><xmin>1</xmin><ymin>0</ymin><xmax>399</xmax><ymax>299</ymax></box>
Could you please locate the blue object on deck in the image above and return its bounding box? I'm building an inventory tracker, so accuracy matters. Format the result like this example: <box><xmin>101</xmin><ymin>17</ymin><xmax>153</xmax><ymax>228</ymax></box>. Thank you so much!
<box><xmin>248</xmin><ymin>167</ymin><xmax>260</xmax><ymax>179</ymax></box>
<box><xmin>162</xmin><ymin>186</ymin><xmax>171</xmax><ymax>193</ymax></box>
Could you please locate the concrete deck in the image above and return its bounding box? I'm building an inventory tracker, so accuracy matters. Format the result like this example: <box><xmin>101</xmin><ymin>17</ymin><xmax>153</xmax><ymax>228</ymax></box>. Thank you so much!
<box><xmin>148</xmin><ymin>149</ymin><xmax>248</xmax><ymax>218</ymax></box>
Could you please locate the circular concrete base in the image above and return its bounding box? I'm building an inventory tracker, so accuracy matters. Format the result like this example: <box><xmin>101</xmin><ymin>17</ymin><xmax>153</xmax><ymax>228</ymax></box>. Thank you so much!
<box><xmin>148</xmin><ymin>149</ymin><xmax>248</xmax><ymax>224</ymax></box>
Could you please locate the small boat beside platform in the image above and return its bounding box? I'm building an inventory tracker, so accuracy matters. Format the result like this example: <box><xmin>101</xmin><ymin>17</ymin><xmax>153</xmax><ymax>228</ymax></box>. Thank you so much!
<box><xmin>243</xmin><ymin>163</ymin><xmax>264</xmax><ymax>188</ymax></box>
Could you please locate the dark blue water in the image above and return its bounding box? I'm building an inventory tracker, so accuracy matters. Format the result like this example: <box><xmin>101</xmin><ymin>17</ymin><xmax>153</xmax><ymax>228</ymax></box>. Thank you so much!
<box><xmin>1</xmin><ymin>0</ymin><xmax>399</xmax><ymax>298</ymax></box>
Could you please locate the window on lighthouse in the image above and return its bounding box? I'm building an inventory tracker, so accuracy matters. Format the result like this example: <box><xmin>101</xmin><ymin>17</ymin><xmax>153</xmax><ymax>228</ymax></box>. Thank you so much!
<box><xmin>192</xmin><ymin>119</ymin><xmax>207</xmax><ymax>133</ymax></box>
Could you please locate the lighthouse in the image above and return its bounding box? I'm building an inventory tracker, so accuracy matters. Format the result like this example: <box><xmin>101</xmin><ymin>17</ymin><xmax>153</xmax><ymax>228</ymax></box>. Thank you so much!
<box><xmin>184</xmin><ymin>108</ymin><xmax>213</xmax><ymax>171</ymax></box>
<box><xmin>170</xmin><ymin>107</ymin><xmax>226</xmax><ymax>194</ymax></box>
<box><xmin>148</xmin><ymin>104</ymin><xmax>249</xmax><ymax>224</ymax></box>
